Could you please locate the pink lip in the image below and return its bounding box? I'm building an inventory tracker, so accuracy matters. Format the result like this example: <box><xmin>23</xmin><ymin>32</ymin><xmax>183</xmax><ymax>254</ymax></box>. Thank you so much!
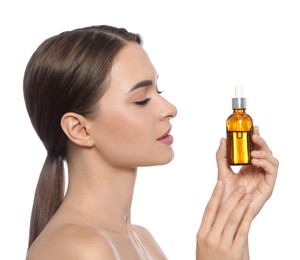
<box><xmin>157</xmin><ymin>127</ymin><xmax>174</xmax><ymax>145</ymax></box>
<box><xmin>158</xmin><ymin>134</ymin><xmax>174</xmax><ymax>145</ymax></box>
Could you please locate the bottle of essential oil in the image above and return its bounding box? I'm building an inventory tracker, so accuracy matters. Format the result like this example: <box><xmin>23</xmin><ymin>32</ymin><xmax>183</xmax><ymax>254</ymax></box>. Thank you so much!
<box><xmin>226</xmin><ymin>85</ymin><xmax>254</xmax><ymax>165</ymax></box>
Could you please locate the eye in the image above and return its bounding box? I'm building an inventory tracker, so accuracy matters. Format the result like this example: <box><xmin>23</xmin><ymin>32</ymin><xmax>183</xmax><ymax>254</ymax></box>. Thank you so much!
<box><xmin>135</xmin><ymin>98</ymin><xmax>151</xmax><ymax>106</ymax></box>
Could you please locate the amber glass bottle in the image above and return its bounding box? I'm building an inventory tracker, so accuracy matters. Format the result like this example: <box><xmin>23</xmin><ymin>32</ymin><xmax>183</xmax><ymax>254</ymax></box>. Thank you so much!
<box><xmin>226</xmin><ymin>86</ymin><xmax>254</xmax><ymax>165</ymax></box>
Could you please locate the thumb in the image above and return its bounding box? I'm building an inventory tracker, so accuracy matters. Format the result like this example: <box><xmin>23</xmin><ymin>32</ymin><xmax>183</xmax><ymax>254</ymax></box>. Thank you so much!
<box><xmin>216</xmin><ymin>138</ymin><xmax>231</xmax><ymax>179</ymax></box>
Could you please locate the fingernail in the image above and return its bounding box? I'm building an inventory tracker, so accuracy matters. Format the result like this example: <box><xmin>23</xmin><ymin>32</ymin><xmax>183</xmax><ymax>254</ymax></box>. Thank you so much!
<box><xmin>251</xmin><ymin>151</ymin><xmax>258</xmax><ymax>156</ymax></box>
<box><xmin>254</xmin><ymin>135</ymin><xmax>261</xmax><ymax>141</ymax></box>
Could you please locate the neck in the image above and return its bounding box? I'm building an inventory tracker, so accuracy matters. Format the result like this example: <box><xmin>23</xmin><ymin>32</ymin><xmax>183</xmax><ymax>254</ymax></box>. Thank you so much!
<box><xmin>60</xmin><ymin>151</ymin><xmax>137</xmax><ymax>233</ymax></box>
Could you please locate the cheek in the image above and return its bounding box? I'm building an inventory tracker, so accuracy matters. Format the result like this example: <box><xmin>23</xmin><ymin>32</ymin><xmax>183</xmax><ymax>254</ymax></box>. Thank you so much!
<box><xmin>94</xmin><ymin>108</ymin><xmax>154</xmax><ymax>156</ymax></box>
<box><xmin>108</xmin><ymin>111</ymin><xmax>150</xmax><ymax>143</ymax></box>
<box><xmin>92</xmin><ymin>108</ymin><xmax>174</xmax><ymax>167</ymax></box>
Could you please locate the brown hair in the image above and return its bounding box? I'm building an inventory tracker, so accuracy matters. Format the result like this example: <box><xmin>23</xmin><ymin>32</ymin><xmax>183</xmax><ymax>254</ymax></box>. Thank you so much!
<box><xmin>23</xmin><ymin>25</ymin><xmax>142</xmax><ymax>248</ymax></box>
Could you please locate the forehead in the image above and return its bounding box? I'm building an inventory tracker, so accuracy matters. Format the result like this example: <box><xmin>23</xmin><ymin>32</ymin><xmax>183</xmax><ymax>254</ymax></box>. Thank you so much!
<box><xmin>109</xmin><ymin>43</ymin><xmax>157</xmax><ymax>91</ymax></box>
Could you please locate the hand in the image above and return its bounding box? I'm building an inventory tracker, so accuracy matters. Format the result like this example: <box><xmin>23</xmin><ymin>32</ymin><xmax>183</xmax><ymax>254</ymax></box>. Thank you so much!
<box><xmin>217</xmin><ymin>126</ymin><xmax>279</xmax><ymax>217</ymax></box>
<box><xmin>196</xmin><ymin>181</ymin><xmax>253</xmax><ymax>260</ymax></box>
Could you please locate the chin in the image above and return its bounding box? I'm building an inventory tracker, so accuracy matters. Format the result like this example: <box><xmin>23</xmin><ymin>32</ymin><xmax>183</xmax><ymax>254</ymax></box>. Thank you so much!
<box><xmin>135</xmin><ymin>148</ymin><xmax>175</xmax><ymax>167</ymax></box>
<box><xmin>153</xmin><ymin>150</ymin><xmax>175</xmax><ymax>166</ymax></box>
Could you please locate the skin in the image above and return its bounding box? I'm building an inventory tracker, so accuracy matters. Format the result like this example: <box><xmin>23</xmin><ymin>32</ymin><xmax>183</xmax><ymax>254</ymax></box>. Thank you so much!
<box><xmin>196</xmin><ymin>128</ymin><xmax>278</xmax><ymax>260</ymax></box>
<box><xmin>26</xmin><ymin>42</ymin><xmax>176</xmax><ymax>260</ymax></box>
<box><xmin>197</xmin><ymin>182</ymin><xmax>253</xmax><ymax>260</ymax></box>
<box><xmin>26</xmin><ymin>42</ymin><xmax>279</xmax><ymax>260</ymax></box>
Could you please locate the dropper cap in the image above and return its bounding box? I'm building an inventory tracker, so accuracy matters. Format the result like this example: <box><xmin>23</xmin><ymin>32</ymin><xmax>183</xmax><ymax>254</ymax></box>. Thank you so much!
<box><xmin>232</xmin><ymin>84</ymin><xmax>247</xmax><ymax>109</ymax></box>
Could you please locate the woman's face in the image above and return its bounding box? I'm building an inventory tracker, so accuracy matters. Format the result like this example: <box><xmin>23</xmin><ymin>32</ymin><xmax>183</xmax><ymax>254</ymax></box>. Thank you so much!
<box><xmin>89</xmin><ymin>42</ymin><xmax>177</xmax><ymax>168</ymax></box>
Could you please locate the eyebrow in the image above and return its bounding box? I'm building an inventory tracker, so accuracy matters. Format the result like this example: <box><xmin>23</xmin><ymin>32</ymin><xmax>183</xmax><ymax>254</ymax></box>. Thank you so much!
<box><xmin>128</xmin><ymin>80</ymin><xmax>154</xmax><ymax>93</ymax></box>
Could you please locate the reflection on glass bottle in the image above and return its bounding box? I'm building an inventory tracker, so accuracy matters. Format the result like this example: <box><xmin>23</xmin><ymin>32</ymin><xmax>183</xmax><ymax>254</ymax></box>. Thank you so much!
<box><xmin>226</xmin><ymin>85</ymin><xmax>254</xmax><ymax>165</ymax></box>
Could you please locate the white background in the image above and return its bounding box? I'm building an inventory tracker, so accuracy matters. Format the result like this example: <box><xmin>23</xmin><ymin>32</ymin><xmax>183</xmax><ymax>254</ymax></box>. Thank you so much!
<box><xmin>1</xmin><ymin>0</ymin><xmax>299</xmax><ymax>259</ymax></box>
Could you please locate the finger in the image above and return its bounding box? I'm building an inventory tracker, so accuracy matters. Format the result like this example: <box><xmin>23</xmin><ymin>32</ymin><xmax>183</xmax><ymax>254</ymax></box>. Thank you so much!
<box><xmin>252</xmin><ymin>127</ymin><xmax>272</xmax><ymax>154</ymax></box>
<box><xmin>198</xmin><ymin>181</ymin><xmax>224</xmax><ymax>238</ymax></box>
<box><xmin>251</xmin><ymin>152</ymin><xmax>279</xmax><ymax>191</ymax></box>
<box><xmin>233</xmin><ymin>207</ymin><xmax>254</xmax><ymax>253</ymax></box>
<box><xmin>253</xmin><ymin>125</ymin><xmax>260</xmax><ymax>136</ymax></box>
<box><xmin>210</xmin><ymin>186</ymin><xmax>247</xmax><ymax>238</ymax></box>
<box><xmin>251</xmin><ymin>150</ymin><xmax>279</xmax><ymax>169</ymax></box>
<box><xmin>216</xmin><ymin>138</ymin><xmax>231</xmax><ymax>180</ymax></box>
<box><xmin>220</xmin><ymin>193</ymin><xmax>253</xmax><ymax>249</ymax></box>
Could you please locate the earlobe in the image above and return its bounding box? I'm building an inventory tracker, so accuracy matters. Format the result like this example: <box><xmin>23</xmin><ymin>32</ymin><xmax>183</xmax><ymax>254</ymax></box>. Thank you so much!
<box><xmin>61</xmin><ymin>112</ymin><xmax>94</xmax><ymax>148</ymax></box>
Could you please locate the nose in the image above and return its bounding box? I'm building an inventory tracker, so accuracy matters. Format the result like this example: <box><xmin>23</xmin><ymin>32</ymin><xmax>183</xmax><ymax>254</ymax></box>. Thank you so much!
<box><xmin>159</xmin><ymin>96</ymin><xmax>177</xmax><ymax>121</ymax></box>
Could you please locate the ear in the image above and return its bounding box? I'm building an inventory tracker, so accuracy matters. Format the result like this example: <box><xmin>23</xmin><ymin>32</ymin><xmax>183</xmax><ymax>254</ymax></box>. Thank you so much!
<box><xmin>61</xmin><ymin>112</ymin><xmax>94</xmax><ymax>148</ymax></box>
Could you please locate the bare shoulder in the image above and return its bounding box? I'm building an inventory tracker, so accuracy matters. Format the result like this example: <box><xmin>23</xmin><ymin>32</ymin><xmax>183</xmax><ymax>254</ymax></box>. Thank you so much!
<box><xmin>133</xmin><ymin>225</ymin><xmax>167</xmax><ymax>259</ymax></box>
<box><xmin>133</xmin><ymin>225</ymin><xmax>156</xmax><ymax>239</ymax></box>
<box><xmin>26</xmin><ymin>224</ymin><xmax>118</xmax><ymax>260</ymax></box>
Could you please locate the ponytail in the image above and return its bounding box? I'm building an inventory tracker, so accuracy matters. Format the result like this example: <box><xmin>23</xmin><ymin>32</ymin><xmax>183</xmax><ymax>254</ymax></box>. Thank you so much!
<box><xmin>28</xmin><ymin>154</ymin><xmax>64</xmax><ymax>249</ymax></box>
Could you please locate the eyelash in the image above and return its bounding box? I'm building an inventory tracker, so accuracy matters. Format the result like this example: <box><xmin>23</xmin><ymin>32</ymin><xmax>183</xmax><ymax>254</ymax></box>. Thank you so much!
<box><xmin>135</xmin><ymin>98</ymin><xmax>151</xmax><ymax>106</ymax></box>
<box><xmin>135</xmin><ymin>90</ymin><xmax>163</xmax><ymax>106</ymax></box>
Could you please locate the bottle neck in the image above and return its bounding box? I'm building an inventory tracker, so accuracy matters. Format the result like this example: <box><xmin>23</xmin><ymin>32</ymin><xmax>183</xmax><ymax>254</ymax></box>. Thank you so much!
<box><xmin>233</xmin><ymin>108</ymin><xmax>246</xmax><ymax>114</ymax></box>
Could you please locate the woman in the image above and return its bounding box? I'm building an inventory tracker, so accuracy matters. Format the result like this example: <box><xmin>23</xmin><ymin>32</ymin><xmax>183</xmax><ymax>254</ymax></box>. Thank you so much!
<box><xmin>24</xmin><ymin>25</ymin><xmax>278</xmax><ymax>259</ymax></box>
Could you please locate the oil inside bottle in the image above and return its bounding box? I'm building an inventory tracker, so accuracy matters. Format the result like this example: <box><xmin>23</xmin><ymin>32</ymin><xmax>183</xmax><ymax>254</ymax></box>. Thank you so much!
<box><xmin>226</xmin><ymin>130</ymin><xmax>253</xmax><ymax>165</ymax></box>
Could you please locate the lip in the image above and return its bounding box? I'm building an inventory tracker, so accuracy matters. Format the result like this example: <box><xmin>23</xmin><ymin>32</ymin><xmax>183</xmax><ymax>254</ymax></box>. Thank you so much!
<box><xmin>157</xmin><ymin>127</ymin><xmax>174</xmax><ymax>145</ymax></box>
